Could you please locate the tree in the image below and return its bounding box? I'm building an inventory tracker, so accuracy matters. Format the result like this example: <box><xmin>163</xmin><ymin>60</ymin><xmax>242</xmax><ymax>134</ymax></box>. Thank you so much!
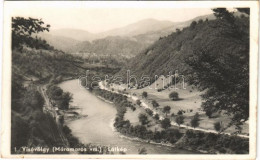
<box><xmin>161</xmin><ymin>118</ymin><xmax>171</xmax><ymax>129</ymax></box>
<box><xmin>176</xmin><ymin>28</ymin><xmax>181</xmax><ymax>34</ymax></box>
<box><xmin>214</xmin><ymin>122</ymin><xmax>222</xmax><ymax>132</ymax></box>
<box><xmin>175</xmin><ymin>115</ymin><xmax>184</xmax><ymax>127</ymax></box>
<box><xmin>151</xmin><ymin>100</ymin><xmax>159</xmax><ymax>109</ymax></box>
<box><xmin>190</xmin><ymin>21</ymin><xmax>197</xmax><ymax>29</ymax></box>
<box><xmin>177</xmin><ymin>110</ymin><xmax>183</xmax><ymax>115</ymax></box>
<box><xmin>236</xmin><ymin>8</ymin><xmax>250</xmax><ymax>15</ymax></box>
<box><xmin>169</xmin><ymin>91</ymin><xmax>179</xmax><ymax>101</ymax></box>
<box><xmin>212</xmin><ymin>8</ymin><xmax>235</xmax><ymax>22</ymax></box>
<box><xmin>145</xmin><ymin>108</ymin><xmax>153</xmax><ymax>116</ymax></box>
<box><xmin>162</xmin><ymin>106</ymin><xmax>171</xmax><ymax>116</ymax></box>
<box><xmin>205</xmin><ymin>109</ymin><xmax>213</xmax><ymax>118</ymax></box>
<box><xmin>170</xmin><ymin>113</ymin><xmax>175</xmax><ymax>120</ymax></box>
<box><xmin>194</xmin><ymin>112</ymin><xmax>199</xmax><ymax>119</ymax></box>
<box><xmin>154</xmin><ymin>114</ymin><xmax>160</xmax><ymax>120</ymax></box>
<box><xmin>142</xmin><ymin>91</ymin><xmax>148</xmax><ymax>98</ymax></box>
<box><xmin>190</xmin><ymin>113</ymin><xmax>200</xmax><ymax>128</ymax></box>
<box><xmin>185</xmin><ymin>8</ymin><xmax>249</xmax><ymax>124</ymax></box>
<box><xmin>138</xmin><ymin>114</ymin><xmax>149</xmax><ymax>125</ymax></box>
<box><xmin>12</xmin><ymin>17</ymin><xmax>52</xmax><ymax>50</ymax></box>
<box><xmin>136</xmin><ymin>100</ymin><xmax>141</xmax><ymax>106</ymax></box>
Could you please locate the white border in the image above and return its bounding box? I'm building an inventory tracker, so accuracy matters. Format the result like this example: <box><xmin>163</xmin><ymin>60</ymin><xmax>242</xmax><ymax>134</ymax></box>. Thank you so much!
<box><xmin>1</xmin><ymin>1</ymin><xmax>259</xmax><ymax>159</ymax></box>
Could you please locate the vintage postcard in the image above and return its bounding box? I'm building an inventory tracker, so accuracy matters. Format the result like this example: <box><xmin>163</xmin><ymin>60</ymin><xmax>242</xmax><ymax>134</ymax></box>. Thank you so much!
<box><xmin>1</xmin><ymin>1</ymin><xmax>258</xmax><ymax>159</ymax></box>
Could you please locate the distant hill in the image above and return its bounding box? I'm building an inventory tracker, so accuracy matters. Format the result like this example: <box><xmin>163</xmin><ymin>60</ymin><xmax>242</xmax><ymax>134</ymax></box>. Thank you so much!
<box><xmin>47</xmin><ymin>28</ymin><xmax>97</xmax><ymax>41</ymax></box>
<box><xmin>69</xmin><ymin>36</ymin><xmax>148</xmax><ymax>58</ymax></box>
<box><xmin>134</xmin><ymin>14</ymin><xmax>216</xmax><ymax>45</ymax></box>
<box><xmin>43</xmin><ymin>19</ymin><xmax>175</xmax><ymax>42</ymax></box>
<box><xmin>98</xmin><ymin>19</ymin><xmax>175</xmax><ymax>38</ymax></box>
<box><xmin>39</xmin><ymin>15</ymin><xmax>216</xmax><ymax>57</ymax></box>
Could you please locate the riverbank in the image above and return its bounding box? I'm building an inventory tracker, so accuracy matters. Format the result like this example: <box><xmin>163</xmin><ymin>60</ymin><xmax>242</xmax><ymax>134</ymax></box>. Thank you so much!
<box><xmin>99</xmin><ymin>81</ymin><xmax>249</xmax><ymax>138</ymax></box>
<box><xmin>92</xmin><ymin>87</ymin><xmax>182</xmax><ymax>151</ymax></box>
<box><xmin>59</xmin><ymin>79</ymin><xmax>198</xmax><ymax>154</ymax></box>
<box><xmin>97</xmin><ymin>81</ymin><xmax>249</xmax><ymax>154</ymax></box>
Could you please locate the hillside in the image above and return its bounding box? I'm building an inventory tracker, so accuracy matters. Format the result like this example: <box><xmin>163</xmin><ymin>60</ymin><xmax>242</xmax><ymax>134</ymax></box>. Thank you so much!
<box><xmin>37</xmin><ymin>33</ymin><xmax>80</xmax><ymax>54</ymax></box>
<box><xmin>68</xmin><ymin>36</ymin><xmax>149</xmax><ymax>58</ymax></box>
<box><xmin>115</xmin><ymin>9</ymin><xmax>249</xmax><ymax>129</ymax></box>
<box><xmin>116</xmin><ymin>12</ymin><xmax>248</xmax><ymax>84</ymax></box>
<box><xmin>133</xmin><ymin>14</ymin><xmax>216</xmax><ymax>45</ymax></box>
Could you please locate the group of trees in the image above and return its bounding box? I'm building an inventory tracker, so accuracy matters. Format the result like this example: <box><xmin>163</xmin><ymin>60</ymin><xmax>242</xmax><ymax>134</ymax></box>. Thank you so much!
<box><xmin>179</xmin><ymin>130</ymin><xmax>249</xmax><ymax>154</ymax></box>
<box><xmin>46</xmin><ymin>85</ymin><xmax>72</xmax><ymax>110</ymax></box>
<box><xmin>161</xmin><ymin>118</ymin><xmax>171</xmax><ymax>129</ymax></box>
<box><xmin>138</xmin><ymin>113</ymin><xmax>149</xmax><ymax>125</ymax></box>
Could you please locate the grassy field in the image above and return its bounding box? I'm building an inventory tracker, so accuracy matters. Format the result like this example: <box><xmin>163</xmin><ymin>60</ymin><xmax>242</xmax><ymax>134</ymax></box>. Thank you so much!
<box><xmin>124</xmin><ymin>98</ymin><xmax>164</xmax><ymax>132</ymax></box>
<box><xmin>115</xmin><ymin>76</ymin><xmax>249</xmax><ymax>135</ymax></box>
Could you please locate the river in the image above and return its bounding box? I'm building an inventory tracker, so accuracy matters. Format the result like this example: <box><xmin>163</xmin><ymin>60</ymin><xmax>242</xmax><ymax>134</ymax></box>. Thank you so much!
<box><xmin>59</xmin><ymin>79</ymin><xmax>197</xmax><ymax>154</ymax></box>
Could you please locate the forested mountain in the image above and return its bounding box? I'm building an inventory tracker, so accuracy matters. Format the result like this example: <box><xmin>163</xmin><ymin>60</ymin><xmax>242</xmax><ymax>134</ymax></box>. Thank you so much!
<box><xmin>116</xmin><ymin>11</ymin><xmax>248</xmax><ymax>82</ymax></box>
<box><xmin>116</xmin><ymin>9</ymin><xmax>249</xmax><ymax>124</ymax></box>
<box><xmin>133</xmin><ymin>14</ymin><xmax>216</xmax><ymax>45</ymax></box>
<box><xmin>68</xmin><ymin>36</ymin><xmax>149</xmax><ymax>58</ymax></box>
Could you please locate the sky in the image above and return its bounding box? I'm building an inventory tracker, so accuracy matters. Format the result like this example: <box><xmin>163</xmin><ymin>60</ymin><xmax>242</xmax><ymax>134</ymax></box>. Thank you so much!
<box><xmin>9</xmin><ymin>4</ymin><xmax>213</xmax><ymax>33</ymax></box>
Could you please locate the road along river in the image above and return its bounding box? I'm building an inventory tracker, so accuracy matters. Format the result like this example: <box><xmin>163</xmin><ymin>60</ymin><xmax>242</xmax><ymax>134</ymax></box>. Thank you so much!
<box><xmin>59</xmin><ymin>79</ymin><xmax>198</xmax><ymax>154</ymax></box>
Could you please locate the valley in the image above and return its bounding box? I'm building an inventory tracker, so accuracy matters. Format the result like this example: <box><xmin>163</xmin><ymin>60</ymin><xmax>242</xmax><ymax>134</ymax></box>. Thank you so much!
<box><xmin>10</xmin><ymin>7</ymin><xmax>250</xmax><ymax>155</ymax></box>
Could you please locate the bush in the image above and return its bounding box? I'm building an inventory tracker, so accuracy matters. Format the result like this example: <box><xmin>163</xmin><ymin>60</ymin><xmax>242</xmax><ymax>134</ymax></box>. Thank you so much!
<box><xmin>162</xmin><ymin>106</ymin><xmax>171</xmax><ymax>116</ymax></box>
<box><xmin>151</xmin><ymin>100</ymin><xmax>159</xmax><ymax>109</ymax></box>
<box><xmin>177</xmin><ymin>110</ymin><xmax>183</xmax><ymax>115</ymax></box>
<box><xmin>142</xmin><ymin>91</ymin><xmax>148</xmax><ymax>98</ymax></box>
<box><xmin>214</xmin><ymin>122</ymin><xmax>222</xmax><ymax>132</ymax></box>
<box><xmin>190</xmin><ymin>21</ymin><xmax>197</xmax><ymax>29</ymax></box>
<box><xmin>169</xmin><ymin>91</ymin><xmax>179</xmax><ymax>100</ymax></box>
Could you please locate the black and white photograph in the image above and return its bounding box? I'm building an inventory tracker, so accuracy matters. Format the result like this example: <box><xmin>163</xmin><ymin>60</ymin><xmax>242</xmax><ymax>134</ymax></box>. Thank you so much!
<box><xmin>1</xmin><ymin>1</ymin><xmax>258</xmax><ymax>159</ymax></box>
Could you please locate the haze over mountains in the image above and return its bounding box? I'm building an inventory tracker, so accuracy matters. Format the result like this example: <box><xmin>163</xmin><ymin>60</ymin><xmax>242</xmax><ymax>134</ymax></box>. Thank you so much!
<box><xmin>40</xmin><ymin>14</ymin><xmax>215</xmax><ymax>57</ymax></box>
